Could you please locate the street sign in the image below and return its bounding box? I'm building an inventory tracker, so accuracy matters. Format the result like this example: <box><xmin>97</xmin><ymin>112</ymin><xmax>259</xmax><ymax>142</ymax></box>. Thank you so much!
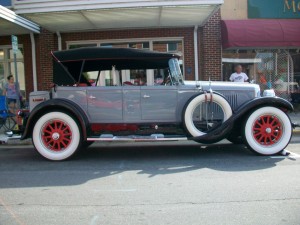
<box><xmin>11</xmin><ymin>35</ymin><xmax>18</xmax><ymax>54</ymax></box>
<box><xmin>11</xmin><ymin>35</ymin><xmax>20</xmax><ymax>108</ymax></box>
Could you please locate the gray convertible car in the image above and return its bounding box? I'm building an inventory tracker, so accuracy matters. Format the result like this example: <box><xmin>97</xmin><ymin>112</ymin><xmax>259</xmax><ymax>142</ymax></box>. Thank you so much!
<box><xmin>19</xmin><ymin>47</ymin><xmax>294</xmax><ymax>161</ymax></box>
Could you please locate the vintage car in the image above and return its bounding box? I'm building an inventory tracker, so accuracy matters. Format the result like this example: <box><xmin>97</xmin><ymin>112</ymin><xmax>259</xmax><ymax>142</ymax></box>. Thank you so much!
<box><xmin>19</xmin><ymin>47</ymin><xmax>294</xmax><ymax>161</ymax></box>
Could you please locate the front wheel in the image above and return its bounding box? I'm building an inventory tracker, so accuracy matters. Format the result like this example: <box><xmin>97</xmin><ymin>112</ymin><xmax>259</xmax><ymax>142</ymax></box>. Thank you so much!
<box><xmin>243</xmin><ymin>107</ymin><xmax>292</xmax><ymax>155</ymax></box>
<box><xmin>32</xmin><ymin>112</ymin><xmax>81</xmax><ymax>161</ymax></box>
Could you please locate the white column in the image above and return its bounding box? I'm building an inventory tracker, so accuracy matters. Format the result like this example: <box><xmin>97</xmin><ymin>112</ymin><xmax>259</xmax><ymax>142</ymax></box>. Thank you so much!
<box><xmin>56</xmin><ymin>31</ymin><xmax>62</xmax><ymax>50</ymax></box>
<box><xmin>194</xmin><ymin>25</ymin><xmax>199</xmax><ymax>81</ymax></box>
<box><xmin>30</xmin><ymin>32</ymin><xmax>37</xmax><ymax>91</ymax></box>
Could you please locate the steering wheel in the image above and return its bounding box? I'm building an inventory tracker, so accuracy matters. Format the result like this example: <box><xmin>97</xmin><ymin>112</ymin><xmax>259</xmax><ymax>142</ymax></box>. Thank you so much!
<box><xmin>161</xmin><ymin>75</ymin><xmax>171</xmax><ymax>86</ymax></box>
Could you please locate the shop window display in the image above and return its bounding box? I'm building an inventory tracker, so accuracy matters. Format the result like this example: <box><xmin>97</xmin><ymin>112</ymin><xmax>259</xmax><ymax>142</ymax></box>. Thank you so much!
<box><xmin>0</xmin><ymin>47</ymin><xmax>25</xmax><ymax>100</ymax></box>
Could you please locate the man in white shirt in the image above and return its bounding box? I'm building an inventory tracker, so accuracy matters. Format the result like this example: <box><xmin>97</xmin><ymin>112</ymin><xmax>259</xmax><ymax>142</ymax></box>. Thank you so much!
<box><xmin>229</xmin><ymin>65</ymin><xmax>249</xmax><ymax>82</ymax></box>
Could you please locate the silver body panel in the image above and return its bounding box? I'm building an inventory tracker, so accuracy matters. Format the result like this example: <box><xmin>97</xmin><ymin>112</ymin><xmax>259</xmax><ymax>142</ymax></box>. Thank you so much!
<box><xmin>51</xmin><ymin>82</ymin><xmax>259</xmax><ymax>124</ymax></box>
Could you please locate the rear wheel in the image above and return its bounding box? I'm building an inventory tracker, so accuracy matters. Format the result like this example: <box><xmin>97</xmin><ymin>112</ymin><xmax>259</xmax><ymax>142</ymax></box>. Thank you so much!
<box><xmin>243</xmin><ymin>107</ymin><xmax>292</xmax><ymax>155</ymax></box>
<box><xmin>32</xmin><ymin>112</ymin><xmax>81</xmax><ymax>161</ymax></box>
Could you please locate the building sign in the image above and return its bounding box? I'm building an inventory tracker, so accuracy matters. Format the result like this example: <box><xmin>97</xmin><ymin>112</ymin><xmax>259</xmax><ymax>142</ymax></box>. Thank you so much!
<box><xmin>248</xmin><ymin>0</ymin><xmax>300</xmax><ymax>18</ymax></box>
<box><xmin>11</xmin><ymin>35</ymin><xmax>18</xmax><ymax>54</ymax></box>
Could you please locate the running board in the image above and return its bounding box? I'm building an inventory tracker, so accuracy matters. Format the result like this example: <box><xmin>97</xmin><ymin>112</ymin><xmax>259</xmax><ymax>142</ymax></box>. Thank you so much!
<box><xmin>87</xmin><ymin>134</ymin><xmax>188</xmax><ymax>142</ymax></box>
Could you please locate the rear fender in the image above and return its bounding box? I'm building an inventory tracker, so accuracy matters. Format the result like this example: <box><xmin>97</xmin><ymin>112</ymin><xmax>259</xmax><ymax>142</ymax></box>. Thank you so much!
<box><xmin>21</xmin><ymin>98</ymin><xmax>90</xmax><ymax>140</ymax></box>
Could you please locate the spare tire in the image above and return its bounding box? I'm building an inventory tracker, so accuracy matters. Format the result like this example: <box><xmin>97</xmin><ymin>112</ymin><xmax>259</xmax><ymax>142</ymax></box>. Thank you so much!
<box><xmin>183</xmin><ymin>93</ymin><xmax>233</xmax><ymax>137</ymax></box>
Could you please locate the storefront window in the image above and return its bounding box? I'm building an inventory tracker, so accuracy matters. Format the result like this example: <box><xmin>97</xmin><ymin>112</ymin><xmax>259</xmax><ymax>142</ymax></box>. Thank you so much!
<box><xmin>291</xmin><ymin>50</ymin><xmax>300</xmax><ymax>84</ymax></box>
<box><xmin>69</xmin><ymin>43</ymin><xmax>97</xmax><ymax>49</ymax></box>
<box><xmin>0</xmin><ymin>50</ymin><xmax>4</xmax><ymax>60</ymax></box>
<box><xmin>222</xmin><ymin>49</ymin><xmax>295</xmax><ymax>100</ymax></box>
<box><xmin>0</xmin><ymin>47</ymin><xmax>25</xmax><ymax>99</ymax></box>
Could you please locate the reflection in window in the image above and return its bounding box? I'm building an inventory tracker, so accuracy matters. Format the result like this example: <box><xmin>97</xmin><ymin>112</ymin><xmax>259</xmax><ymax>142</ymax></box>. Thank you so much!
<box><xmin>69</xmin><ymin>43</ymin><xmax>97</xmax><ymax>49</ymax></box>
<box><xmin>167</xmin><ymin>42</ymin><xmax>178</xmax><ymax>52</ymax></box>
<box><xmin>0</xmin><ymin>47</ymin><xmax>25</xmax><ymax>99</ymax></box>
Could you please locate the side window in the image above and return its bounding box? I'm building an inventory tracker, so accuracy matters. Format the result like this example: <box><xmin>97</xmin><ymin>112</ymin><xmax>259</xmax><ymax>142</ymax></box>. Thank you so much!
<box><xmin>154</xmin><ymin>69</ymin><xmax>169</xmax><ymax>85</ymax></box>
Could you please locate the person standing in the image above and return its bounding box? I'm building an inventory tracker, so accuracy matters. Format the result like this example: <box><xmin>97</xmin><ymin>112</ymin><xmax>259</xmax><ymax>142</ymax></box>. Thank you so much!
<box><xmin>3</xmin><ymin>75</ymin><xmax>20</xmax><ymax>113</ymax></box>
<box><xmin>229</xmin><ymin>65</ymin><xmax>249</xmax><ymax>82</ymax></box>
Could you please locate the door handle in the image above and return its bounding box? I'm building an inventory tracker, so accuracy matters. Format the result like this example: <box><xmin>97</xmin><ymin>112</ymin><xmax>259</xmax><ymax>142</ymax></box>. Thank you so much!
<box><xmin>89</xmin><ymin>95</ymin><xmax>96</xmax><ymax>99</ymax></box>
<box><xmin>143</xmin><ymin>95</ymin><xmax>150</xmax><ymax>98</ymax></box>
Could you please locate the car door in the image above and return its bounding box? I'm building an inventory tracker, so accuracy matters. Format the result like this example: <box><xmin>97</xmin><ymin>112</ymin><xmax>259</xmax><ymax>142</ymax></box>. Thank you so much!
<box><xmin>141</xmin><ymin>86</ymin><xmax>178</xmax><ymax>122</ymax></box>
<box><xmin>123</xmin><ymin>86</ymin><xmax>141</xmax><ymax>122</ymax></box>
<box><xmin>87</xmin><ymin>86</ymin><xmax>123</xmax><ymax>123</ymax></box>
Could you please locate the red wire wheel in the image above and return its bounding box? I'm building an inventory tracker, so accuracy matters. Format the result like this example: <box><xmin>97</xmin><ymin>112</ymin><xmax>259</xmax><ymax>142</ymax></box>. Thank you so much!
<box><xmin>244</xmin><ymin>107</ymin><xmax>292</xmax><ymax>155</ymax></box>
<box><xmin>252</xmin><ymin>115</ymin><xmax>283</xmax><ymax>146</ymax></box>
<box><xmin>42</xmin><ymin>119</ymin><xmax>72</xmax><ymax>151</ymax></box>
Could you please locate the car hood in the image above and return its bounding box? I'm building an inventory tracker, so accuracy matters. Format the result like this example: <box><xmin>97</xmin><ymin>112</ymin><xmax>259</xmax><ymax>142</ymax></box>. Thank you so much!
<box><xmin>184</xmin><ymin>80</ymin><xmax>260</xmax><ymax>92</ymax></box>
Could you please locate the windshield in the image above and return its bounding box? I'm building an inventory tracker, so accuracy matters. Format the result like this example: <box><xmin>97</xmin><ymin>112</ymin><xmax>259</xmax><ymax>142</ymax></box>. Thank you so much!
<box><xmin>168</xmin><ymin>58</ymin><xmax>184</xmax><ymax>85</ymax></box>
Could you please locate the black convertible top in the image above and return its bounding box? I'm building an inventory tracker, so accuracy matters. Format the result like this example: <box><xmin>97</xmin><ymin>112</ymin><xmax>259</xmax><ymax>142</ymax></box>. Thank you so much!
<box><xmin>52</xmin><ymin>47</ymin><xmax>179</xmax><ymax>85</ymax></box>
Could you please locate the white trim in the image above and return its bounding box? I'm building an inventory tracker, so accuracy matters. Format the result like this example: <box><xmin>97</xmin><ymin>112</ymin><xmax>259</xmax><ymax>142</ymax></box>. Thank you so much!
<box><xmin>56</xmin><ymin>31</ymin><xmax>62</xmax><ymax>50</ymax></box>
<box><xmin>66</xmin><ymin>37</ymin><xmax>185</xmax><ymax>49</ymax></box>
<box><xmin>13</xmin><ymin>0</ymin><xmax>223</xmax><ymax>14</ymax></box>
<box><xmin>222</xmin><ymin>58</ymin><xmax>262</xmax><ymax>63</ymax></box>
<box><xmin>0</xmin><ymin>5</ymin><xmax>40</xmax><ymax>33</ymax></box>
<box><xmin>194</xmin><ymin>25</ymin><xmax>199</xmax><ymax>81</ymax></box>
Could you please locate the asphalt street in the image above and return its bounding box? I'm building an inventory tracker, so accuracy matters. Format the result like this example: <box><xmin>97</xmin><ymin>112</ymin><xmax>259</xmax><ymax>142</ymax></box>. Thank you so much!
<box><xmin>0</xmin><ymin>138</ymin><xmax>300</xmax><ymax>225</ymax></box>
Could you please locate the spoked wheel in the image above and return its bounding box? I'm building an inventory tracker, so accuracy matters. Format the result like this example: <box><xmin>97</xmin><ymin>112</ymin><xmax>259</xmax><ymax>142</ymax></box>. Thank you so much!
<box><xmin>183</xmin><ymin>93</ymin><xmax>232</xmax><ymax>137</ymax></box>
<box><xmin>32</xmin><ymin>112</ymin><xmax>81</xmax><ymax>161</ymax></box>
<box><xmin>243</xmin><ymin>107</ymin><xmax>292</xmax><ymax>155</ymax></box>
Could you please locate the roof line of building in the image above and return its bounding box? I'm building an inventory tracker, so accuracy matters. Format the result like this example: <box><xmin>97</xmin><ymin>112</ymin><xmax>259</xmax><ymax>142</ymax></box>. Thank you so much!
<box><xmin>13</xmin><ymin>0</ymin><xmax>224</xmax><ymax>14</ymax></box>
<box><xmin>0</xmin><ymin>5</ymin><xmax>40</xmax><ymax>33</ymax></box>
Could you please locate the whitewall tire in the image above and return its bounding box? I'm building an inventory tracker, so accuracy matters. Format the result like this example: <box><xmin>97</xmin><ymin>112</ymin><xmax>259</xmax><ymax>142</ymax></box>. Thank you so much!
<box><xmin>184</xmin><ymin>94</ymin><xmax>232</xmax><ymax>137</ymax></box>
<box><xmin>243</xmin><ymin>107</ymin><xmax>292</xmax><ymax>155</ymax></box>
<box><xmin>32</xmin><ymin>112</ymin><xmax>81</xmax><ymax>161</ymax></box>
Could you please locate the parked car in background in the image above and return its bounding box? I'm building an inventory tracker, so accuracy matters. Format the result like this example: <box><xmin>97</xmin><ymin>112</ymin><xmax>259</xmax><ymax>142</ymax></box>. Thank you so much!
<box><xmin>18</xmin><ymin>47</ymin><xmax>294</xmax><ymax>161</ymax></box>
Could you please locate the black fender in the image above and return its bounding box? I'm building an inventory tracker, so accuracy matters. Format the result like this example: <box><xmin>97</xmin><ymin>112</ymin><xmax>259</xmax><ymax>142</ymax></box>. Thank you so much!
<box><xmin>190</xmin><ymin>96</ymin><xmax>293</xmax><ymax>144</ymax></box>
<box><xmin>182</xmin><ymin>90</ymin><xmax>232</xmax><ymax>144</ymax></box>
<box><xmin>21</xmin><ymin>98</ymin><xmax>90</xmax><ymax>140</ymax></box>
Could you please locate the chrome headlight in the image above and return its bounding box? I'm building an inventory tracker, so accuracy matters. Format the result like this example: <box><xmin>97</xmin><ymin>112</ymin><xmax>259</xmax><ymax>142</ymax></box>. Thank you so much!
<box><xmin>263</xmin><ymin>89</ymin><xmax>276</xmax><ymax>97</ymax></box>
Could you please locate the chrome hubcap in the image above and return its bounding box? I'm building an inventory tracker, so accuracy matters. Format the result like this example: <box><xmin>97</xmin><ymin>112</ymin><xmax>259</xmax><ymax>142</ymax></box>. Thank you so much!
<box><xmin>265</xmin><ymin>127</ymin><xmax>272</xmax><ymax>134</ymax></box>
<box><xmin>52</xmin><ymin>132</ymin><xmax>60</xmax><ymax>140</ymax></box>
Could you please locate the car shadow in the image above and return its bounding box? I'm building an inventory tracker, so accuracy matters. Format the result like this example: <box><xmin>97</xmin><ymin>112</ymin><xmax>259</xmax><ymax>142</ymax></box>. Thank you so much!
<box><xmin>0</xmin><ymin>142</ymin><xmax>286</xmax><ymax>188</ymax></box>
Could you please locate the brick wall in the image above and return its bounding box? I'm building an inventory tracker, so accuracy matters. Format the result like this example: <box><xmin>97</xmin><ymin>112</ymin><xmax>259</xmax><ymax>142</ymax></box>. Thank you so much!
<box><xmin>35</xmin><ymin>28</ymin><xmax>56</xmax><ymax>91</ymax></box>
<box><xmin>199</xmin><ymin>9</ymin><xmax>222</xmax><ymax>81</ymax></box>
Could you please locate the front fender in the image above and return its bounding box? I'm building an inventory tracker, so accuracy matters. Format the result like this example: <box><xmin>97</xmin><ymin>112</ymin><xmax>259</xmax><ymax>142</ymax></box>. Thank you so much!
<box><xmin>233</xmin><ymin>96</ymin><xmax>293</xmax><ymax>115</ymax></box>
<box><xmin>21</xmin><ymin>98</ymin><xmax>90</xmax><ymax>140</ymax></box>
<box><xmin>190</xmin><ymin>96</ymin><xmax>293</xmax><ymax>144</ymax></box>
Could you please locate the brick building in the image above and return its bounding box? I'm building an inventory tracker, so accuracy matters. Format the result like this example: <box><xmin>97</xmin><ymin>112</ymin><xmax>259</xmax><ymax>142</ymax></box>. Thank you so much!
<box><xmin>0</xmin><ymin>0</ymin><xmax>223</xmax><ymax>99</ymax></box>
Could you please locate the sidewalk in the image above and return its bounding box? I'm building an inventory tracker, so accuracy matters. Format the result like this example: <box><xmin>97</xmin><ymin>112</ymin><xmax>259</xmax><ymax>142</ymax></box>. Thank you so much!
<box><xmin>1</xmin><ymin>112</ymin><xmax>299</xmax><ymax>145</ymax></box>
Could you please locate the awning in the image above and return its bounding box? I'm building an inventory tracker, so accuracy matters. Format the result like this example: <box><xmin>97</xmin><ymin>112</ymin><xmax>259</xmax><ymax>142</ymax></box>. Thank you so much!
<box><xmin>12</xmin><ymin>0</ymin><xmax>223</xmax><ymax>32</ymax></box>
<box><xmin>0</xmin><ymin>5</ymin><xmax>40</xmax><ymax>36</ymax></box>
<box><xmin>221</xmin><ymin>19</ymin><xmax>300</xmax><ymax>49</ymax></box>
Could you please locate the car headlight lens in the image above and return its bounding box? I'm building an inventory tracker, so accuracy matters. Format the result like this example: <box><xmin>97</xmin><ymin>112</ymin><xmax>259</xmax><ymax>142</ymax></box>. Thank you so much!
<box><xmin>263</xmin><ymin>89</ymin><xmax>276</xmax><ymax>97</ymax></box>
